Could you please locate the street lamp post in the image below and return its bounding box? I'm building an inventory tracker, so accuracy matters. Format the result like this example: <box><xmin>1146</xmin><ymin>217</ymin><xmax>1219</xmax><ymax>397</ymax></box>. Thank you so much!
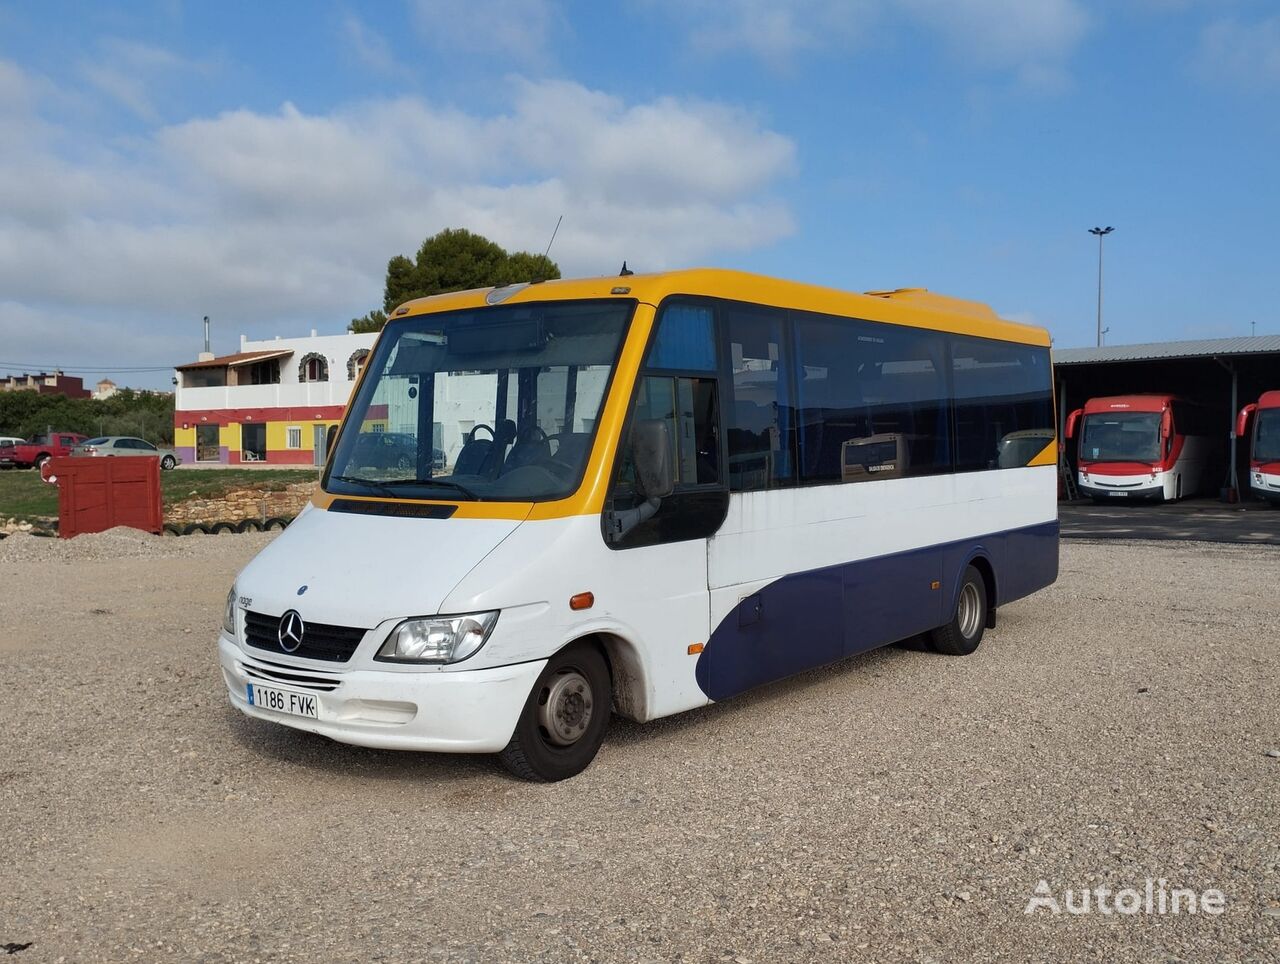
<box><xmin>1089</xmin><ymin>226</ymin><xmax>1114</xmax><ymax>347</ymax></box>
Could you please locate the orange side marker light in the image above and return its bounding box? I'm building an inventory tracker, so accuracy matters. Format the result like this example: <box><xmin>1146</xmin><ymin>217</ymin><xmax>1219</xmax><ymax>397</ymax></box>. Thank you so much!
<box><xmin>688</xmin><ymin>642</ymin><xmax>704</xmax><ymax>655</ymax></box>
<box><xmin>570</xmin><ymin>592</ymin><xmax>594</xmax><ymax>611</ymax></box>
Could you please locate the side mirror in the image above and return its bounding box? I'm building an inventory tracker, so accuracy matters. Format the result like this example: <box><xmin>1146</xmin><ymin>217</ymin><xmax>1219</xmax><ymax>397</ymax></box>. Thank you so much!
<box><xmin>1065</xmin><ymin>409</ymin><xmax>1082</xmax><ymax>440</ymax></box>
<box><xmin>632</xmin><ymin>419</ymin><xmax>674</xmax><ymax>499</ymax></box>
<box><xmin>1160</xmin><ymin>409</ymin><xmax>1173</xmax><ymax>440</ymax></box>
<box><xmin>1237</xmin><ymin>403</ymin><xmax>1257</xmax><ymax>438</ymax></box>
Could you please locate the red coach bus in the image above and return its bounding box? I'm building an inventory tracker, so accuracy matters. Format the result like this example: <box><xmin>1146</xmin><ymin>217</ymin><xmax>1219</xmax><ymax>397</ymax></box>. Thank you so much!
<box><xmin>1237</xmin><ymin>391</ymin><xmax>1280</xmax><ymax>505</ymax></box>
<box><xmin>1066</xmin><ymin>395</ymin><xmax>1221</xmax><ymax>503</ymax></box>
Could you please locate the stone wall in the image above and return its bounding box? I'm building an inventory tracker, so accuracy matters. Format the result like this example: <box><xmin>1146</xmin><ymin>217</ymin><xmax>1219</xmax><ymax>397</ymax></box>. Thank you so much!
<box><xmin>165</xmin><ymin>482</ymin><xmax>316</xmax><ymax>525</ymax></box>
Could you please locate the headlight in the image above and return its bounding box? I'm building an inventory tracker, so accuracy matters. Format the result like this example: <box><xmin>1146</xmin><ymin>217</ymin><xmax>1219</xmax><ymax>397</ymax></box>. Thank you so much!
<box><xmin>223</xmin><ymin>586</ymin><xmax>237</xmax><ymax>638</ymax></box>
<box><xmin>376</xmin><ymin>611</ymin><xmax>499</xmax><ymax>664</ymax></box>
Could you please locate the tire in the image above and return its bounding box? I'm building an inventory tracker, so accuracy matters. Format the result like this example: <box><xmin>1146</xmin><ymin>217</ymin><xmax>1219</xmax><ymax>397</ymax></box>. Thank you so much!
<box><xmin>34</xmin><ymin>453</ymin><xmax>51</xmax><ymax>468</ymax></box>
<box><xmin>161</xmin><ymin>523</ymin><xmax>181</xmax><ymax>537</ymax></box>
<box><xmin>263</xmin><ymin>517</ymin><xmax>289</xmax><ymax>531</ymax></box>
<box><xmin>160</xmin><ymin>455</ymin><xmax>176</xmax><ymax>470</ymax></box>
<box><xmin>499</xmin><ymin>642</ymin><xmax>611</xmax><ymax>782</ymax></box>
<box><xmin>209</xmin><ymin>521</ymin><xmax>237</xmax><ymax>535</ymax></box>
<box><xmin>929</xmin><ymin>565</ymin><xmax>987</xmax><ymax>656</ymax></box>
<box><xmin>181</xmin><ymin>523</ymin><xmax>209</xmax><ymax>536</ymax></box>
<box><xmin>235</xmin><ymin>518</ymin><xmax>263</xmax><ymax>533</ymax></box>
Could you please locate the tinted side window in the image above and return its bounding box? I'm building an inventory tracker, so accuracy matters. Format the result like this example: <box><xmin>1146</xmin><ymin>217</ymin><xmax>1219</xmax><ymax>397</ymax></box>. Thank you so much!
<box><xmin>724</xmin><ymin>303</ymin><xmax>793</xmax><ymax>491</ymax></box>
<box><xmin>647</xmin><ymin>302</ymin><xmax>717</xmax><ymax>372</ymax></box>
<box><xmin>793</xmin><ymin>312</ymin><xmax>950</xmax><ymax>483</ymax></box>
<box><xmin>951</xmin><ymin>337</ymin><xmax>1054</xmax><ymax>471</ymax></box>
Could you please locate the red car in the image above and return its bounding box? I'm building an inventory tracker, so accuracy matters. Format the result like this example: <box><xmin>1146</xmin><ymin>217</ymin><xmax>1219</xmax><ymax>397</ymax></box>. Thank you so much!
<box><xmin>0</xmin><ymin>432</ymin><xmax>87</xmax><ymax>469</ymax></box>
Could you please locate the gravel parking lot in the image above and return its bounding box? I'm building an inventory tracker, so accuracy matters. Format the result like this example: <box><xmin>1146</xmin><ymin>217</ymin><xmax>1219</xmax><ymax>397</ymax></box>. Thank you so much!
<box><xmin>1</xmin><ymin>529</ymin><xmax>1277</xmax><ymax>962</ymax></box>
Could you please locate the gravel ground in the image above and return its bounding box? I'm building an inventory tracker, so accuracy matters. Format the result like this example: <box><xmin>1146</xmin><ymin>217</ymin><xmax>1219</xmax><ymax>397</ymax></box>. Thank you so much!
<box><xmin>0</xmin><ymin>530</ymin><xmax>1277</xmax><ymax>962</ymax></box>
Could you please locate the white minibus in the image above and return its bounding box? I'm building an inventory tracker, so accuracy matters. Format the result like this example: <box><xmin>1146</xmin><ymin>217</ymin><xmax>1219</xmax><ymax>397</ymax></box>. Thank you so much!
<box><xmin>218</xmin><ymin>269</ymin><xmax>1059</xmax><ymax>780</ymax></box>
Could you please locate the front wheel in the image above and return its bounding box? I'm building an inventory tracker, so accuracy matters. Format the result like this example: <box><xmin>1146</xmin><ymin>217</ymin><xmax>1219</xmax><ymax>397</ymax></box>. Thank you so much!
<box><xmin>929</xmin><ymin>565</ymin><xmax>987</xmax><ymax>656</ymax></box>
<box><xmin>499</xmin><ymin>642</ymin><xmax>611</xmax><ymax>782</ymax></box>
<box><xmin>160</xmin><ymin>455</ymin><xmax>176</xmax><ymax>470</ymax></box>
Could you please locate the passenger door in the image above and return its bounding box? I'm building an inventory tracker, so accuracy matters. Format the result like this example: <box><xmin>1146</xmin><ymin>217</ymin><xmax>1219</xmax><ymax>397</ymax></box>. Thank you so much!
<box><xmin>601</xmin><ymin>301</ymin><xmax>725</xmax><ymax>718</ymax></box>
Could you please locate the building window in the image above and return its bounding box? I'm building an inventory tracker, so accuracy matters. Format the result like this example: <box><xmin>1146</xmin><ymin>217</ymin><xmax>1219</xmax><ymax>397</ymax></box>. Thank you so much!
<box><xmin>287</xmin><ymin>426</ymin><xmax>302</xmax><ymax>449</ymax></box>
<box><xmin>298</xmin><ymin>353</ymin><xmax>329</xmax><ymax>383</ymax></box>
<box><xmin>243</xmin><ymin>359</ymin><xmax>280</xmax><ymax>385</ymax></box>
<box><xmin>347</xmin><ymin>349</ymin><xmax>370</xmax><ymax>381</ymax></box>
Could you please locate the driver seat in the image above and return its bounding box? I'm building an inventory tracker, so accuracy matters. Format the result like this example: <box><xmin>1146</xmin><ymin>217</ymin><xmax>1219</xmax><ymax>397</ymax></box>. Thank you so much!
<box><xmin>503</xmin><ymin>430</ymin><xmax>551</xmax><ymax>473</ymax></box>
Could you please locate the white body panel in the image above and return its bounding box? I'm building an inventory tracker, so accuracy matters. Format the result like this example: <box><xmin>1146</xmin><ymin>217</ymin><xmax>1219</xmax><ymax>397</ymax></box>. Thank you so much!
<box><xmin>220</xmin><ymin>464</ymin><xmax>1056</xmax><ymax>751</ymax></box>
<box><xmin>709</xmin><ymin>467</ymin><xmax>1055</xmax><ymax>591</ymax></box>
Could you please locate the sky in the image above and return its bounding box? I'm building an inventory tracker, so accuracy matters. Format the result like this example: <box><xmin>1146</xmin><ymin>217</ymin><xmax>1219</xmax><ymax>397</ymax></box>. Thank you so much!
<box><xmin>2</xmin><ymin>0</ymin><xmax>1278</xmax><ymax>389</ymax></box>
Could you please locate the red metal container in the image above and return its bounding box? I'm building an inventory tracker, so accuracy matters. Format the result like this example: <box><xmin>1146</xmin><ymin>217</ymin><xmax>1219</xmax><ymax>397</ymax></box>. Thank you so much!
<box><xmin>40</xmin><ymin>456</ymin><xmax>164</xmax><ymax>537</ymax></box>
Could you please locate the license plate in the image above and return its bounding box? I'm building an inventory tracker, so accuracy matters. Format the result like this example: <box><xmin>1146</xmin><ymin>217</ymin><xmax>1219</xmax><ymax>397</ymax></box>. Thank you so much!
<box><xmin>1108</xmin><ymin>491</ymin><xmax>1126</xmax><ymax>497</ymax></box>
<box><xmin>246</xmin><ymin>683</ymin><xmax>318</xmax><ymax>718</ymax></box>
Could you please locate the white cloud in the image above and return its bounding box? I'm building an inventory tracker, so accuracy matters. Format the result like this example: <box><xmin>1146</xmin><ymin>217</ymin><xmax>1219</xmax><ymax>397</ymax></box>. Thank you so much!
<box><xmin>410</xmin><ymin>0</ymin><xmax>562</xmax><ymax>67</ymax></box>
<box><xmin>1197</xmin><ymin>15</ymin><xmax>1280</xmax><ymax>87</ymax></box>
<box><xmin>340</xmin><ymin>14</ymin><xmax>416</xmax><ymax>81</ymax></box>
<box><xmin>79</xmin><ymin>38</ymin><xmax>190</xmax><ymax>121</ymax></box>
<box><xmin>648</xmin><ymin>0</ymin><xmax>1089</xmax><ymax>84</ymax></box>
<box><xmin>0</xmin><ymin>63</ymin><xmax>795</xmax><ymax>374</ymax></box>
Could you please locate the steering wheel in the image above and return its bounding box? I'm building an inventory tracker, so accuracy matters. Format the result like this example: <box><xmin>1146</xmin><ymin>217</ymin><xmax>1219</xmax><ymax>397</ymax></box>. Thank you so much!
<box><xmin>467</xmin><ymin>424</ymin><xmax>496</xmax><ymax>443</ymax></box>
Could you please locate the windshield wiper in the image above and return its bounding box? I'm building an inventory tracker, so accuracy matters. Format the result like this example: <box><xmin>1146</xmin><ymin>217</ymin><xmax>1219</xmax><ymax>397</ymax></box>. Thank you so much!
<box><xmin>378</xmin><ymin>477</ymin><xmax>481</xmax><ymax>501</ymax></box>
<box><xmin>331</xmin><ymin>474</ymin><xmax>398</xmax><ymax>496</ymax></box>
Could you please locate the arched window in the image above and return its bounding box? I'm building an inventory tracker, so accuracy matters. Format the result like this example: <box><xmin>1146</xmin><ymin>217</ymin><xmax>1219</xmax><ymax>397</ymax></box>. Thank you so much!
<box><xmin>347</xmin><ymin>349</ymin><xmax>370</xmax><ymax>381</ymax></box>
<box><xmin>299</xmin><ymin>352</ymin><xmax>329</xmax><ymax>383</ymax></box>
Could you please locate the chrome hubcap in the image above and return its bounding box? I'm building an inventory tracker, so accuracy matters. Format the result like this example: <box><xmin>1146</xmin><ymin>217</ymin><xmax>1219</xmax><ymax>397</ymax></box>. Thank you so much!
<box><xmin>538</xmin><ymin>670</ymin><xmax>593</xmax><ymax>746</ymax></box>
<box><xmin>957</xmin><ymin>582</ymin><xmax>982</xmax><ymax>639</ymax></box>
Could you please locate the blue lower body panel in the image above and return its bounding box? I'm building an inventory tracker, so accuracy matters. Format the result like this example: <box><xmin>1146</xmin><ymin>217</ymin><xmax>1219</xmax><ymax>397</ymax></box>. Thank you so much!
<box><xmin>695</xmin><ymin>520</ymin><xmax>1059</xmax><ymax>701</ymax></box>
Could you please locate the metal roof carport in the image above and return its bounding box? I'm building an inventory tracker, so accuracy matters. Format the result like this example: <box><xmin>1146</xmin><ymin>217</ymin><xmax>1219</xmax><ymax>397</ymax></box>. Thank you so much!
<box><xmin>1053</xmin><ymin>336</ymin><xmax>1280</xmax><ymax>500</ymax></box>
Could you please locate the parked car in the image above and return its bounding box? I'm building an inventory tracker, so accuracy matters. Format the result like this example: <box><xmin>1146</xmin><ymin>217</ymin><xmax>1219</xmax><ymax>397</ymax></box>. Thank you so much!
<box><xmin>348</xmin><ymin>432</ymin><xmax>445</xmax><ymax>473</ymax></box>
<box><xmin>0</xmin><ymin>432</ymin><xmax>87</xmax><ymax>468</ymax></box>
<box><xmin>72</xmin><ymin>436</ymin><xmax>183</xmax><ymax>469</ymax></box>
<box><xmin>0</xmin><ymin>437</ymin><xmax>21</xmax><ymax>469</ymax></box>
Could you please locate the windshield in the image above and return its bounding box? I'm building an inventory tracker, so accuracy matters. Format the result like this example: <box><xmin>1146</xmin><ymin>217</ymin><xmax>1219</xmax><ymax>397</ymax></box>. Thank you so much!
<box><xmin>1080</xmin><ymin>412</ymin><xmax>1161</xmax><ymax>462</ymax></box>
<box><xmin>326</xmin><ymin>299</ymin><xmax>634</xmax><ymax>502</ymax></box>
<box><xmin>1255</xmin><ymin>409</ymin><xmax>1280</xmax><ymax>462</ymax></box>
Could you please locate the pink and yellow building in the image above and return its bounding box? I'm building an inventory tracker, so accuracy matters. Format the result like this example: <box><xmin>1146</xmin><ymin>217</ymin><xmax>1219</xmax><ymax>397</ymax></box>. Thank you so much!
<box><xmin>174</xmin><ymin>331</ymin><xmax>376</xmax><ymax>466</ymax></box>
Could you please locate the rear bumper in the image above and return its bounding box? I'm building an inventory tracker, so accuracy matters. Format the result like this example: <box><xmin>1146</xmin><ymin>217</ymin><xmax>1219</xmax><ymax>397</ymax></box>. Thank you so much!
<box><xmin>218</xmin><ymin>636</ymin><xmax>545</xmax><ymax>752</ymax></box>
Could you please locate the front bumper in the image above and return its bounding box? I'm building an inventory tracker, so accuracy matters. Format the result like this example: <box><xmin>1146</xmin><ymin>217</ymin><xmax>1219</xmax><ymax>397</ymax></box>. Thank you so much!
<box><xmin>1250</xmin><ymin>468</ymin><xmax>1280</xmax><ymax>498</ymax></box>
<box><xmin>218</xmin><ymin>636</ymin><xmax>544</xmax><ymax>752</ymax></box>
<box><xmin>1079</xmin><ymin>471</ymin><xmax>1165</xmax><ymax>501</ymax></box>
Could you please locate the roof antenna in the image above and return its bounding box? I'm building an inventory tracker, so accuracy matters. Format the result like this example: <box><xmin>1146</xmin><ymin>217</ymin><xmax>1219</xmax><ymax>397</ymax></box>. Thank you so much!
<box><xmin>543</xmin><ymin>214</ymin><xmax>563</xmax><ymax>259</ymax></box>
<box><xmin>619</xmin><ymin>261</ymin><xmax>634</xmax><ymax>277</ymax></box>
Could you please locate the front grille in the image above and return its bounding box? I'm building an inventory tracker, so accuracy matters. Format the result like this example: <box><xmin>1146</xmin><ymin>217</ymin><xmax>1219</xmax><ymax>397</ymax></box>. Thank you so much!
<box><xmin>243</xmin><ymin>610</ymin><xmax>368</xmax><ymax>662</ymax></box>
<box><xmin>238</xmin><ymin>657</ymin><xmax>342</xmax><ymax>691</ymax></box>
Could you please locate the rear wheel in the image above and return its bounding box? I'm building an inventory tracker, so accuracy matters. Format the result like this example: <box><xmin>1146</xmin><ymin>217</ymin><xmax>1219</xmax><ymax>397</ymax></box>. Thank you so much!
<box><xmin>929</xmin><ymin>565</ymin><xmax>987</xmax><ymax>656</ymax></box>
<box><xmin>499</xmin><ymin>642</ymin><xmax>611</xmax><ymax>782</ymax></box>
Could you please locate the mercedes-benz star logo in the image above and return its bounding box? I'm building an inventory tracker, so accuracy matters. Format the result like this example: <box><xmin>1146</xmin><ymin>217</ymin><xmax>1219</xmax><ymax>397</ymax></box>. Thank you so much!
<box><xmin>278</xmin><ymin>610</ymin><xmax>305</xmax><ymax>653</ymax></box>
